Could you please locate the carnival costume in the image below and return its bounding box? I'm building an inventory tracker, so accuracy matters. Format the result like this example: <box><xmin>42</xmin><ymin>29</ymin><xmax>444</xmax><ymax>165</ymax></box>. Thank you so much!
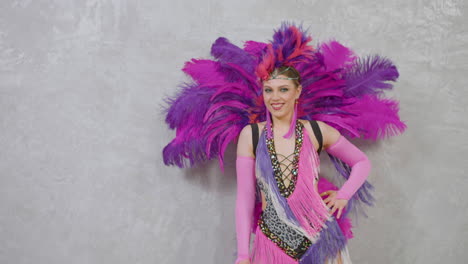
<box><xmin>162</xmin><ymin>22</ymin><xmax>406</xmax><ymax>264</ymax></box>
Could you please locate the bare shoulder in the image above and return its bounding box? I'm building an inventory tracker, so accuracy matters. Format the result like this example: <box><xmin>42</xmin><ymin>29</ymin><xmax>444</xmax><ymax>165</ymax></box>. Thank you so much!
<box><xmin>239</xmin><ymin>124</ymin><xmax>252</xmax><ymax>139</ymax></box>
<box><xmin>317</xmin><ymin>121</ymin><xmax>341</xmax><ymax>149</ymax></box>
<box><xmin>237</xmin><ymin>124</ymin><xmax>254</xmax><ymax>157</ymax></box>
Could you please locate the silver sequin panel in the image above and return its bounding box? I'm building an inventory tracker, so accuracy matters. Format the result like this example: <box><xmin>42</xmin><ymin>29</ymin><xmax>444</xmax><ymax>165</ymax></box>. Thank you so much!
<box><xmin>258</xmin><ymin>181</ymin><xmax>305</xmax><ymax>250</ymax></box>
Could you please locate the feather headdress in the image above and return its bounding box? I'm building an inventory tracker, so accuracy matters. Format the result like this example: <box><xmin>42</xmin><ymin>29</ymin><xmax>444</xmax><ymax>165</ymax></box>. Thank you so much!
<box><xmin>163</xmin><ymin>22</ymin><xmax>406</xmax><ymax>218</ymax></box>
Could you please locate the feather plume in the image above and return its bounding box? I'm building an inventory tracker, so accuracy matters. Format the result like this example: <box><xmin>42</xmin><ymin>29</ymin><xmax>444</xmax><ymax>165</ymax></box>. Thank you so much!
<box><xmin>340</xmin><ymin>94</ymin><xmax>407</xmax><ymax>140</ymax></box>
<box><xmin>211</xmin><ymin>37</ymin><xmax>256</xmax><ymax>74</ymax></box>
<box><xmin>243</xmin><ymin>40</ymin><xmax>267</xmax><ymax>60</ymax></box>
<box><xmin>256</xmin><ymin>22</ymin><xmax>315</xmax><ymax>80</ymax></box>
<box><xmin>182</xmin><ymin>59</ymin><xmax>225</xmax><ymax>85</ymax></box>
<box><xmin>344</xmin><ymin>55</ymin><xmax>399</xmax><ymax>97</ymax></box>
<box><xmin>319</xmin><ymin>40</ymin><xmax>357</xmax><ymax>71</ymax></box>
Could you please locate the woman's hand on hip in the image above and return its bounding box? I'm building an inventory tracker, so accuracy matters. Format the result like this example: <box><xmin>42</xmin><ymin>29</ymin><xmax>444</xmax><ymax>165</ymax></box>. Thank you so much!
<box><xmin>320</xmin><ymin>190</ymin><xmax>348</xmax><ymax>219</ymax></box>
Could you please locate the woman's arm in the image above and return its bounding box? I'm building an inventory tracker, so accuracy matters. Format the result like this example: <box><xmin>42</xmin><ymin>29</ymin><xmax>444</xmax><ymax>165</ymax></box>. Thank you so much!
<box><xmin>234</xmin><ymin>126</ymin><xmax>256</xmax><ymax>264</ymax></box>
<box><xmin>320</xmin><ymin>121</ymin><xmax>372</xmax><ymax>200</ymax></box>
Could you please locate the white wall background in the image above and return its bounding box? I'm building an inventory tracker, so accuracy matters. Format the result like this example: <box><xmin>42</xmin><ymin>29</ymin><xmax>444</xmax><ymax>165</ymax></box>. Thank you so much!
<box><xmin>1</xmin><ymin>0</ymin><xmax>467</xmax><ymax>263</ymax></box>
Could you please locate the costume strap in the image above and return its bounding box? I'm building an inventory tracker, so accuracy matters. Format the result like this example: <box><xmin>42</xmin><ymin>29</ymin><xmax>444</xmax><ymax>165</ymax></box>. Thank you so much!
<box><xmin>308</xmin><ymin>120</ymin><xmax>323</xmax><ymax>154</ymax></box>
<box><xmin>250</xmin><ymin>123</ymin><xmax>259</xmax><ymax>157</ymax></box>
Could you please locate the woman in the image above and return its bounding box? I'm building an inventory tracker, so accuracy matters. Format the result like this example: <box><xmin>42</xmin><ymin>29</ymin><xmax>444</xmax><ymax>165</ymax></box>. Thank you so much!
<box><xmin>235</xmin><ymin>66</ymin><xmax>371</xmax><ymax>264</ymax></box>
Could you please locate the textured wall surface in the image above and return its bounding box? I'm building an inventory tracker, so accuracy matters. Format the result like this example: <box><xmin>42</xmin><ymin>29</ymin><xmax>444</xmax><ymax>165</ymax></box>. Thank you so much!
<box><xmin>1</xmin><ymin>0</ymin><xmax>467</xmax><ymax>263</ymax></box>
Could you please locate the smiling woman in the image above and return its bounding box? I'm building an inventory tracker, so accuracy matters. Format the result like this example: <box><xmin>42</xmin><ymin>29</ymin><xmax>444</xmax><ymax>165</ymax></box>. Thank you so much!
<box><xmin>162</xmin><ymin>22</ymin><xmax>405</xmax><ymax>264</ymax></box>
<box><xmin>235</xmin><ymin>64</ymin><xmax>366</xmax><ymax>264</ymax></box>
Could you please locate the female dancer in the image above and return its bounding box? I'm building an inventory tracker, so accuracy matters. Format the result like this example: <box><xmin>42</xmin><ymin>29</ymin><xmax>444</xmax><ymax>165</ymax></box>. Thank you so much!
<box><xmin>235</xmin><ymin>66</ymin><xmax>370</xmax><ymax>264</ymax></box>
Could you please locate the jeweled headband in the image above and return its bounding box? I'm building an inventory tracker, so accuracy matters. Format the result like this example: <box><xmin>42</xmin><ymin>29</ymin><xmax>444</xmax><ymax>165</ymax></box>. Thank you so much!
<box><xmin>268</xmin><ymin>66</ymin><xmax>300</xmax><ymax>81</ymax></box>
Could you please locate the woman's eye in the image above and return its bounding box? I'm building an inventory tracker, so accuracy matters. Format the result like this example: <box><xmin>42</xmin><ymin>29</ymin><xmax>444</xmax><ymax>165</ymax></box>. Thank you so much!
<box><xmin>264</xmin><ymin>88</ymin><xmax>272</xmax><ymax>93</ymax></box>
<box><xmin>280</xmin><ymin>88</ymin><xmax>289</xmax><ymax>92</ymax></box>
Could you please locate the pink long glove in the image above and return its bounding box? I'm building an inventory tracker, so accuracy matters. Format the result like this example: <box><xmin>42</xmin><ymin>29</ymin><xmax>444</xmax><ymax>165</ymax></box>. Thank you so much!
<box><xmin>234</xmin><ymin>156</ymin><xmax>256</xmax><ymax>264</ymax></box>
<box><xmin>325</xmin><ymin>135</ymin><xmax>372</xmax><ymax>200</ymax></box>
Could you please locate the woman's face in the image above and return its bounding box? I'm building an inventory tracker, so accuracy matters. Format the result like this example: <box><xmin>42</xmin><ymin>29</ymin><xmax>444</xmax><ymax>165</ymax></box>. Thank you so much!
<box><xmin>262</xmin><ymin>75</ymin><xmax>301</xmax><ymax>120</ymax></box>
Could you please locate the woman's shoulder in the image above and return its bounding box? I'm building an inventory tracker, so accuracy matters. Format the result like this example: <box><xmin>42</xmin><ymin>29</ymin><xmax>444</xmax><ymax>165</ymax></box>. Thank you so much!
<box><xmin>239</xmin><ymin>122</ymin><xmax>264</xmax><ymax>140</ymax></box>
<box><xmin>238</xmin><ymin>123</ymin><xmax>256</xmax><ymax>157</ymax></box>
<box><xmin>239</xmin><ymin>124</ymin><xmax>252</xmax><ymax>139</ymax></box>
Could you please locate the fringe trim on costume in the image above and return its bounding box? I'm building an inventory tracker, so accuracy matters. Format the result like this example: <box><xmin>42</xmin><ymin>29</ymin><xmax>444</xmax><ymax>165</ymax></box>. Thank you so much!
<box><xmin>287</xmin><ymin>128</ymin><xmax>330</xmax><ymax>240</ymax></box>
<box><xmin>251</xmin><ymin>227</ymin><xmax>299</xmax><ymax>264</ymax></box>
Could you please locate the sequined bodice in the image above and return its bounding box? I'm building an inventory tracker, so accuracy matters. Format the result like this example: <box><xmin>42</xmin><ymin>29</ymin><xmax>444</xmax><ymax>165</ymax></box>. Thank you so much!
<box><xmin>264</xmin><ymin>121</ymin><xmax>304</xmax><ymax>198</ymax></box>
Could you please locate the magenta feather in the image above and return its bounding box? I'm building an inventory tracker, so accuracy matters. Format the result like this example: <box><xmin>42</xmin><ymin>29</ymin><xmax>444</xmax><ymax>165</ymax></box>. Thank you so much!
<box><xmin>340</xmin><ymin>95</ymin><xmax>407</xmax><ymax>140</ymax></box>
<box><xmin>182</xmin><ymin>59</ymin><xmax>225</xmax><ymax>85</ymax></box>
<box><xmin>319</xmin><ymin>40</ymin><xmax>357</xmax><ymax>71</ymax></box>
<box><xmin>243</xmin><ymin>41</ymin><xmax>268</xmax><ymax>60</ymax></box>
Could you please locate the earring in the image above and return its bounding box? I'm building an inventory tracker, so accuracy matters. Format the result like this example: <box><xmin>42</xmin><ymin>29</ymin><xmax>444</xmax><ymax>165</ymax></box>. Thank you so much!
<box><xmin>283</xmin><ymin>99</ymin><xmax>298</xmax><ymax>139</ymax></box>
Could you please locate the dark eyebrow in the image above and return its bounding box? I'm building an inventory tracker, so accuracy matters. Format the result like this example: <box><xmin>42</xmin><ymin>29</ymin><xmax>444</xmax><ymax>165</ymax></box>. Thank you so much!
<box><xmin>263</xmin><ymin>85</ymin><xmax>290</xmax><ymax>89</ymax></box>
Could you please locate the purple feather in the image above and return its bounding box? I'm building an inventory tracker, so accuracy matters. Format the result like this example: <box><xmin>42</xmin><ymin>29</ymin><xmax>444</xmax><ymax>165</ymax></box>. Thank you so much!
<box><xmin>163</xmin><ymin>82</ymin><xmax>254</xmax><ymax>169</ymax></box>
<box><xmin>164</xmin><ymin>83</ymin><xmax>215</xmax><ymax>129</ymax></box>
<box><xmin>300</xmin><ymin>220</ymin><xmax>347</xmax><ymax>263</ymax></box>
<box><xmin>344</xmin><ymin>55</ymin><xmax>399</xmax><ymax>97</ymax></box>
<box><xmin>218</xmin><ymin>63</ymin><xmax>259</xmax><ymax>92</ymax></box>
<box><xmin>211</xmin><ymin>37</ymin><xmax>256</xmax><ymax>73</ymax></box>
<box><xmin>271</xmin><ymin>22</ymin><xmax>312</xmax><ymax>68</ymax></box>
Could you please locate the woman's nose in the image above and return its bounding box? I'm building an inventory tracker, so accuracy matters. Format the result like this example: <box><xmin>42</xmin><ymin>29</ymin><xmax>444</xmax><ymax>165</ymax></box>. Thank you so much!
<box><xmin>271</xmin><ymin>91</ymin><xmax>280</xmax><ymax>100</ymax></box>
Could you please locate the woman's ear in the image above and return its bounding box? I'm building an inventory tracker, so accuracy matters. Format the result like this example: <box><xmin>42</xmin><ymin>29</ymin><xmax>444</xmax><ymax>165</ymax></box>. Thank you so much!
<box><xmin>296</xmin><ymin>85</ymin><xmax>302</xmax><ymax>99</ymax></box>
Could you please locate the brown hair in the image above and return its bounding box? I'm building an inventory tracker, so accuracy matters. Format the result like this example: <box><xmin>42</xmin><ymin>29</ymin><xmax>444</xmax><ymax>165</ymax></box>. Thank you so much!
<box><xmin>269</xmin><ymin>66</ymin><xmax>301</xmax><ymax>87</ymax></box>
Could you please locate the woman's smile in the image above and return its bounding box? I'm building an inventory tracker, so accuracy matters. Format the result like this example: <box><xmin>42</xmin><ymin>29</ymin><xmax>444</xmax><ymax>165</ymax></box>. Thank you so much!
<box><xmin>271</xmin><ymin>103</ymin><xmax>285</xmax><ymax>111</ymax></box>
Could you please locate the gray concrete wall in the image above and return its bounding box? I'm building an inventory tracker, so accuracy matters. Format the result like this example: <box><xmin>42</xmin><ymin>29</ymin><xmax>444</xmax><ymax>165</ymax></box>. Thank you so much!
<box><xmin>1</xmin><ymin>0</ymin><xmax>467</xmax><ymax>263</ymax></box>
